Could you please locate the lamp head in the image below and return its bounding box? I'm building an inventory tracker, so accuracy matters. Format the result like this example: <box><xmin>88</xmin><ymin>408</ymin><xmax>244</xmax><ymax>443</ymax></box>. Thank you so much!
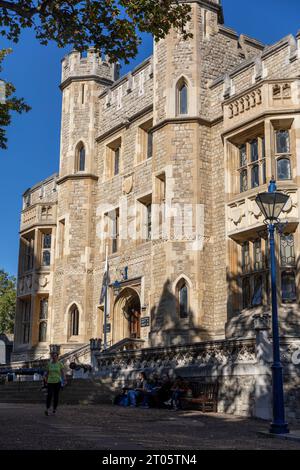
<box><xmin>255</xmin><ymin>180</ymin><xmax>289</xmax><ymax>223</ymax></box>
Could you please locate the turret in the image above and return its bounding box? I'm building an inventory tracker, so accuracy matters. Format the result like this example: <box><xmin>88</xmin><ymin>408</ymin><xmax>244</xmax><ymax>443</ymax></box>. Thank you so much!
<box><xmin>61</xmin><ymin>49</ymin><xmax>119</xmax><ymax>89</ymax></box>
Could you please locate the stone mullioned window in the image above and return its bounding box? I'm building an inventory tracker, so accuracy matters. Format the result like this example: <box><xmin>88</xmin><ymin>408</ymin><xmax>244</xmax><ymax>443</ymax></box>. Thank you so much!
<box><xmin>240</xmin><ymin>233</ymin><xmax>297</xmax><ymax>310</ymax></box>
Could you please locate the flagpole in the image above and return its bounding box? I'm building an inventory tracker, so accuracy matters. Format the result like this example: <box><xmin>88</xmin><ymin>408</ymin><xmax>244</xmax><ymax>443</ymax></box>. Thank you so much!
<box><xmin>104</xmin><ymin>244</ymin><xmax>108</xmax><ymax>351</ymax></box>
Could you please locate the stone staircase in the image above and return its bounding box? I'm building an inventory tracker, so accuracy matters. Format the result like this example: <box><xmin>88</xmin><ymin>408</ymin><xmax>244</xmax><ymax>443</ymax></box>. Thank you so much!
<box><xmin>0</xmin><ymin>378</ymin><xmax>115</xmax><ymax>405</ymax></box>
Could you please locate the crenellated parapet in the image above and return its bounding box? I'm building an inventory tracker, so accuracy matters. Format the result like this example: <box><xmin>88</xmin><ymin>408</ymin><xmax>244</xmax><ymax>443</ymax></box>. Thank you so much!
<box><xmin>61</xmin><ymin>49</ymin><xmax>118</xmax><ymax>89</ymax></box>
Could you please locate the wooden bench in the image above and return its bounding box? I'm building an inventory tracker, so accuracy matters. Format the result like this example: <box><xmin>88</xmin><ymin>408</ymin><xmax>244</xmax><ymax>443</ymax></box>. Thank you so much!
<box><xmin>181</xmin><ymin>382</ymin><xmax>218</xmax><ymax>412</ymax></box>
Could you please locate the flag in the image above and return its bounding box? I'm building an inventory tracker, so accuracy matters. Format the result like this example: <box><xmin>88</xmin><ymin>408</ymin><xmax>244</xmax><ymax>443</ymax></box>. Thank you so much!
<box><xmin>100</xmin><ymin>246</ymin><xmax>110</xmax><ymax>305</ymax></box>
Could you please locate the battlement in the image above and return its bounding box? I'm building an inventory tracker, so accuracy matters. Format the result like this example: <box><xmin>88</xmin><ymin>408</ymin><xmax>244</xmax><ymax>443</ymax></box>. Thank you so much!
<box><xmin>61</xmin><ymin>49</ymin><xmax>119</xmax><ymax>89</ymax></box>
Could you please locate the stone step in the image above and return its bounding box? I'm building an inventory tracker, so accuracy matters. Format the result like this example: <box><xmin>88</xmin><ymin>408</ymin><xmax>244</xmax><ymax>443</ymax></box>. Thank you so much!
<box><xmin>0</xmin><ymin>378</ymin><xmax>116</xmax><ymax>405</ymax></box>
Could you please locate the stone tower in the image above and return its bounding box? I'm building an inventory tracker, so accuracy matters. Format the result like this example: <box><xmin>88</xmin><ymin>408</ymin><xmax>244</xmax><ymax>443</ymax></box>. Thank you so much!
<box><xmin>49</xmin><ymin>50</ymin><xmax>117</xmax><ymax>350</ymax></box>
<box><xmin>149</xmin><ymin>0</ymin><xmax>263</xmax><ymax>345</ymax></box>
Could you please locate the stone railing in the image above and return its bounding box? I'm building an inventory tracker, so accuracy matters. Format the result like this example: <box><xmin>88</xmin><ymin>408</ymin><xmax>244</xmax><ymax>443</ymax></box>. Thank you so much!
<box><xmin>224</xmin><ymin>80</ymin><xmax>297</xmax><ymax>131</ymax></box>
<box><xmin>21</xmin><ymin>203</ymin><xmax>57</xmax><ymax>231</ymax></box>
<box><xmin>95</xmin><ymin>338</ymin><xmax>257</xmax><ymax>376</ymax></box>
<box><xmin>227</xmin><ymin>187</ymin><xmax>298</xmax><ymax>240</ymax></box>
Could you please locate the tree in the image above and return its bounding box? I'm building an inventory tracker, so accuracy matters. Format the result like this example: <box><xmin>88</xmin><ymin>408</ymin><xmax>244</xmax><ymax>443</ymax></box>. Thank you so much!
<box><xmin>0</xmin><ymin>2</ymin><xmax>191</xmax><ymax>148</ymax></box>
<box><xmin>0</xmin><ymin>48</ymin><xmax>31</xmax><ymax>149</ymax></box>
<box><xmin>0</xmin><ymin>1</ymin><xmax>192</xmax><ymax>62</ymax></box>
<box><xmin>0</xmin><ymin>269</ymin><xmax>16</xmax><ymax>334</ymax></box>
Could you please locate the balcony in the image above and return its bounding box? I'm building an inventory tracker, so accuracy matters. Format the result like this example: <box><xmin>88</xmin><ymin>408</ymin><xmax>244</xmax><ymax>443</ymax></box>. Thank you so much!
<box><xmin>21</xmin><ymin>203</ymin><xmax>57</xmax><ymax>232</ymax></box>
<box><xmin>227</xmin><ymin>186</ymin><xmax>299</xmax><ymax>242</ymax></box>
<box><xmin>224</xmin><ymin>80</ymin><xmax>298</xmax><ymax>132</ymax></box>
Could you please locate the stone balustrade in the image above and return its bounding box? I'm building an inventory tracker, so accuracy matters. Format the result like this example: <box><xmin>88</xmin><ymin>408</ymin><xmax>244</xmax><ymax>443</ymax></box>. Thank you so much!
<box><xmin>21</xmin><ymin>203</ymin><xmax>57</xmax><ymax>232</ymax></box>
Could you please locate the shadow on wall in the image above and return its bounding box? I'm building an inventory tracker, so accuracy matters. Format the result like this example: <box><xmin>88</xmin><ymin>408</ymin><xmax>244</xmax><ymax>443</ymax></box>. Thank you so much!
<box><xmin>226</xmin><ymin>256</ymin><xmax>300</xmax><ymax>340</ymax></box>
<box><xmin>149</xmin><ymin>279</ymin><xmax>212</xmax><ymax>347</ymax></box>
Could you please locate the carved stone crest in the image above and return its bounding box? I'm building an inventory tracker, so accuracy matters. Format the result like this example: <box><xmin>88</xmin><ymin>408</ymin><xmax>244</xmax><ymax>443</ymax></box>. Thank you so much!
<box><xmin>123</xmin><ymin>175</ymin><xmax>133</xmax><ymax>194</ymax></box>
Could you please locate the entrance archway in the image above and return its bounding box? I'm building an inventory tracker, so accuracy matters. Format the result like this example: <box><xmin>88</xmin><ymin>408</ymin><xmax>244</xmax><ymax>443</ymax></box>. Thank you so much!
<box><xmin>112</xmin><ymin>288</ymin><xmax>141</xmax><ymax>344</ymax></box>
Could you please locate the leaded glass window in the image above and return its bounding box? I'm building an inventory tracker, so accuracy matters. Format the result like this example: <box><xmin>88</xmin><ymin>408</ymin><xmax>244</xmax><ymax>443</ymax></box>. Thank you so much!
<box><xmin>251</xmin><ymin>139</ymin><xmax>259</xmax><ymax>162</ymax></box>
<box><xmin>240</xmin><ymin>145</ymin><xmax>247</xmax><ymax>167</ymax></box>
<box><xmin>240</xmin><ymin>169</ymin><xmax>248</xmax><ymax>193</ymax></box>
<box><xmin>179</xmin><ymin>283</ymin><xmax>188</xmax><ymax>318</ymax></box>
<box><xmin>39</xmin><ymin>298</ymin><xmax>48</xmax><ymax>320</ymax></box>
<box><xmin>79</xmin><ymin>146</ymin><xmax>85</xmax><ymax>171</ymax></box>
<box><xmin>277</xmin><ymin>158</ymin><xmax>291</xmax><ymax>181</ymax></box>
<box><xmin>281</xmin><ymin>272</ymin><xmax>296</xmax><ymax>303</ymax></box>
<box><xmin>276</xmin><ymin>130</ymin><xmax>290</xmax><ymax>154</ymax></box>
<box><xmin>242</xmin><ymin>277</ymin><xmax>251</xmax><ymax>309</ymax></box>
<box><xmin>237</xmin><ymin>136</ymin><xmax>265</xmax><ymax>193</ymax></box>
<box><xmin>252</xmin><ymin>275</ymin><xmax>263</xmax><ymax>306</ymax></box>
<box><xmin>41</xmin><ymin>233</ymin><xmax>51</xmax><ymax>267</ymax></box>
<box><xmin>39</xmin><ymin>321</ymin><xmax>47</xmax><ymax>342</ymax></box>
<box><xmin>253</xmin><ymin>239</ymin><xmax>263</xmax><ymax>271</ymax></box>
<box><xmin>178</xmin><ymin>82</ymin><xmax>188</xmax><ymax>115</ymax></box>
<box><xmin>251</xmin><ymin>164</ymin><xmax>259</xmax><ymax>188</ymax></box>
<box><xmin>242</xmin><ymin>242</ymin><xmax>250</xmax><ymax>273</ymax></box>
<box><xmin>280</xmin><ymin>234</ymin><xmax>295</xmax><ymax>267</ymax></box>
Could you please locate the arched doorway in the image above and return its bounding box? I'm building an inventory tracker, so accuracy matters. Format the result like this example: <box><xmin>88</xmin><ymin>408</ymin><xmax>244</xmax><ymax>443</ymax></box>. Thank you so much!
<box><xmin>112</xmin><ymin>288</ymin><xmax>141</xmax><ymax>344</ymax></box>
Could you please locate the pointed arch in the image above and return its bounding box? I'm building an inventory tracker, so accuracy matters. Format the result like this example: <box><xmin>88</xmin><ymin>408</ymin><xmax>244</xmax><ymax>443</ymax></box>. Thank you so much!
<box><xmin>75</xmin><ymin>141</ymin><xmax>86</xmax><ymax>172</ymax></box>
<box><xmin>176</xmin><ymin>77</ymin><xmax>189</xmax><ymax>116</ymax></box>
<box><xmin>68</xmin><ymin>303</ymin><xmax>80</xmax><ymax>337</ymax></box>
<box><xmin>112</xmin><ymin>287</ymin><xmax>141</xmax><ymax>343</ymax></box>
<box><xmin>173</xmin><ymin>275</ymin><xmax>192</xmax><ymax>319</ymax></box>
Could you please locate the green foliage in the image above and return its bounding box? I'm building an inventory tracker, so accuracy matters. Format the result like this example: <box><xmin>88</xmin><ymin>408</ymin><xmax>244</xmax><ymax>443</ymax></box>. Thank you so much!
<box><xmin>0</xmin><ymin>269</ymin><xmax>16</xmax><ymax>334</ymax></box>
<box><xmin>0</xmin><ymin>48</ymin><xmax>31</xmax><ymax>149</ymax></box>
<box><xmin>0</xmin><ymin>1</ymin><xmax>192</xmax><ymax>62</ymax></box>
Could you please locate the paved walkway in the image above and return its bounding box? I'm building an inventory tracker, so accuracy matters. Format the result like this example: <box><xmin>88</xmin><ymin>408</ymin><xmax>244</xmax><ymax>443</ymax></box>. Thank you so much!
<box><xmin>0</xmin><ymin>403</ymin><xmax>299</xmax><ymax>450</ymax></box>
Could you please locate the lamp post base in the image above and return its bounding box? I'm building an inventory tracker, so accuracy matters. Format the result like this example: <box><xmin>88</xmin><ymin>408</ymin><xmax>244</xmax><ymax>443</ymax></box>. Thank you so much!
<box><xmin>269</xmin><ymin>422</ymin><xmax>289</xmax><ymax>435</ymax></box>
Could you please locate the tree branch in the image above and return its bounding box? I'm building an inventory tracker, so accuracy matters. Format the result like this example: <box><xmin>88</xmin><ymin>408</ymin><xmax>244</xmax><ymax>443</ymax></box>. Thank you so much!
<box><xmin>0</xmin><ymin>1</ymin><xmax>36</xmax><ymax>20</ymax></box>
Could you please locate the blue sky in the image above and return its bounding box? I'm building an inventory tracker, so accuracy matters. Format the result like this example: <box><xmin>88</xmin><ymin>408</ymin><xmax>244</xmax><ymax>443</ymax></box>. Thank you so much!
<box><xmin>0</xmin><ymin>0</ymin><xmax>299</xmax><ymax>276</ymax></box>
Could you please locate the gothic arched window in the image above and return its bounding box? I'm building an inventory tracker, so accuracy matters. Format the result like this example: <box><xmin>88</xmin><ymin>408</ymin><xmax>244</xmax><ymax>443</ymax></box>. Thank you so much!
<box><xmin>69</xmin><ymin>305</ymin><xmax>79</xmax><ymax>336</ymax></box>
<box><xmin>76</xmin><ymin>143</ymin><xmax>86</xmax><ymax>172</ymax></box>
<box><xmin>177</xmin><ymin>79</ymin><xmax>188</xmax><ymax>115</ymax></box>
<box><xmin>176</xmin><ymin>278</ymin><xmax>189</xmax><ymax>318</ymax></box>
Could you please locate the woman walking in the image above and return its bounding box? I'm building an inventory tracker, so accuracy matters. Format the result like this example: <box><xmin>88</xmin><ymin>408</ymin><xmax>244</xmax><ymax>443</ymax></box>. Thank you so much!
<box><xmin>44</xmin><ymin>351</ymin><xmax>65</xmax><ymax>416</ymax></box>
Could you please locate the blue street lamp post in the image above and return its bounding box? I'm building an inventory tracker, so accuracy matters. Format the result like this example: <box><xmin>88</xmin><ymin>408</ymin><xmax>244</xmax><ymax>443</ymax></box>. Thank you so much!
<box><xmin>255</xmin><ymin>180</ymin><xmax>289</xmax><ymax>435</ymax></box>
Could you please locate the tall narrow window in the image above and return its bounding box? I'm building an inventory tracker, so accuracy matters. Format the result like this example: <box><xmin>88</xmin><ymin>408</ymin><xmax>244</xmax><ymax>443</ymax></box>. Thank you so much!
<box><xmin>70</xmin><ymin>305</ymin><xmax>79</xmax><ymax>336</ymax></box>
<box><xmin>277</xmin><ymin>158</ymin><xmax>291</xmax><ymax>181</ymax></box>
<box><xmin>176</xmin><ymin>279</ymin><xmax>189</xmax><ymax>318</ymax></box>
<box><xmin>147</xmin><ymin>131</ymin><xmax>153</xmax><ymax>159</ymax></box>
<box><xmin>24</xmin><ymin>234</ymin><xmax>34</xmax><ymax>272</ymax></box>
<box><xmin>253</xmin><ymin>239</ymin><xmax>263</xmax><ymax>271</ymax></box>
<box><xmin>112</xmin><ymin>209</ymin><xmax>120</xmax><ymax>253</ymax></box>
<box><xmin>241</xmin><ymin>242</ymin><xmax>250</xmax><ymax>273</ymax></box>
<box><xmin>281</xmin><ymin>272</ymin><xmax>296</xmax><ymax>303</ymax></box>
<box><xmin>137</xmin><ymin>120</ymin><xmax>153</xmax><ymax>163</ymax></box>
<box><xmin>280</xmin><ymin>234</ymin><xmax>295</xmax><ymax>267</ymax></box>
<box><xmin>177</xmin><ymin>80</ymin><xmax>188</xmax><ymax>115</ymax></box>
<box><xmin>252</xmin><ymin>275</ymin><xmax>263</xmax><ymax>306</ymax></box>
<box><xmin>75</xmin><ymin>143</ymin><xmax>86</xmax><ymax>172</ymax></box>
<box><xmin>146</xmin><ymin>203</ymin><xmax>152</xmax><ymax>240</ymax></box>
<box><xmin>59</xmin><ymin>219</ymin><xmax>65</xmax><ymax>258</ymax></box>
<box><xmin>81</xmin><ymin>84</ymin><xmax>85</xmax><ymax>104</ymax></box>
<box><xmin>275</xmin><ymin>130</ymin><xmax>292</xmax><ymax>181</ymax></box>
<box><xmin>21</xmin><ymin>299</ymin><xmax>31</xmax><ymax>344</ymax></box>
<box><xmin>79</xmin><ymin>145</ymin><xmax>85</xmax><ymax>171</ymax></box>
<box><xmin>242</xmin><ymin>277</ymin><xmax>251</xmax><ymax>309</ymax></box>
<box><xmin>41</xmin><ymin>233</ymin><xmax>51</xmax><ymax>267</ymax></box>
<box><xmin>237</xmin><ymin>135</ymin><xmax>265</xmax><ymax>193</ymax></box>
<box><xmin>114</xmin><ymin>147</ymin><xmax>120</xmax><ymax>176</ymax></box>
<box><xmin>39</xmin><ymin>298</ymin><xmax>48</xmax><ymax>342</ymax></box>
<box><xmin>276</xmin><ymin>130</ymin><xmax>290</xmax><ymax>154</ymax></box>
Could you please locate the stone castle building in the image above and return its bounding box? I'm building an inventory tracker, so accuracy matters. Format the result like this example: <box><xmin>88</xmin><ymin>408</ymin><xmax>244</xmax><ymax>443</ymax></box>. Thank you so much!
<box><xmin>13</xmin><ymin>0</ymin><xmax>300</xmax><ymax>373</ymax></box>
